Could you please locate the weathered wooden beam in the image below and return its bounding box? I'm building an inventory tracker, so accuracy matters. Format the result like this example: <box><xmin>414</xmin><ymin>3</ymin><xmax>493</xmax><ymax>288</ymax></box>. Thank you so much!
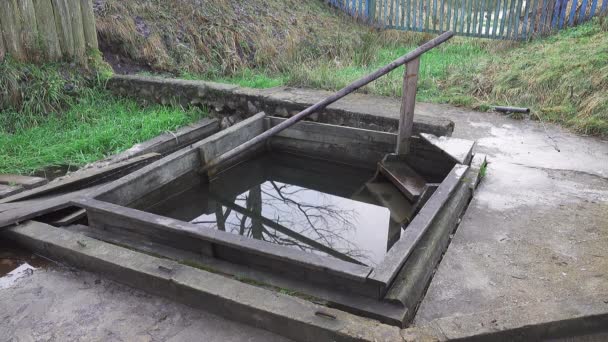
<box><xmin>67</xmin><ymin>0</ymin><xmax>86</xmax><ymax>64</ymax></box>
<box><xmin>0</xmin><ymin>153</ymin><xmax>161</xmax><ymax>204</ymax></box>
<box><xmin>4</xmin><ymin>221</ymin><xmax>403</xmax><ymax>342</ymax></box>
<box><xmin>396</xmin><ymin>57</ymin><xmax>420</xmax><ymax>155</ymax></box>
<box><xmin>33</xmin><ymin>0</ymin><xmax>62</xmax><ymax>61</ymax></box>
<box><xmin>369</xmin><ymin>164</ymin><xmax>468</xmax><ymax>292</ymax></box>
<box><xmin>52</xmin><ymin>0</ymin><xmax>75</xmax><ymax>60</ymax></box>
<box><xmin>80</xmin><ymin>0</ymin><xmax>98</xmax><ymax>50</ymax></box>
<box><xmin>16</xmin><ymin>0</ymin><xmax>39</xmax><ymax>60</ymax></box>
<box><xmin>0</xmin><ymin>0</ymin><xmax>26</xmax><ymax>61</ymax></box>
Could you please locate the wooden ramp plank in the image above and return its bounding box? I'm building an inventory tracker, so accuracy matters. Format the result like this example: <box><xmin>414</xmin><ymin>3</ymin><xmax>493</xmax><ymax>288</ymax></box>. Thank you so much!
<box><xmin>378</xmin><ymin>157</ymin><xmax>427</xmax><ymax>202</ymax></box>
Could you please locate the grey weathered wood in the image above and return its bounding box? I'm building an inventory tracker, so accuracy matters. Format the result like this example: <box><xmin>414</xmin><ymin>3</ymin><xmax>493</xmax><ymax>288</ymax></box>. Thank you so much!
<box><xmin>99</xmin><ymin>118</ymin><xmax>219</xmax><ymax>165</ymax></box>
<box><xmin>0</xmin><ymin>0</ymin><xmax>25</xmax><ymax>61</ymax></box>
<box><xmin>385</xmin><ymin>175</ymin><xmax>473</xmax><ymax>324</ymax></box>
<box><xmin>201</xmin><ymin>32</ymin><xmax>454</xmax><ymax>173</ymax></box>
<box><xmin>33</xmin><ymin>0</ymin><xmax>62</xmax><ymax>61</ymax></box>
<box><xmin>0</xmin><ymin>153</ymin><xmax>161</xmax><ymax>204</ymax></box>
<box><xmin>16</xmin><ymin>0</ymin><xmax>39</xmax><ymax>59</ymax></box>
<box><xmin>0</xmin><ymin>174</ymin><xmax>48</xmax><ymax>189</ymax></box>
<box><xmin>67</xmin><ymin>0</ymin><xmax>86</xmax><ymax>64</ymax></box>
<box><xmin>79</xmin><ymin>0</ymin><xmax>98</xmax><ymax>50</ymax></box>
<box><xmin>0</xmin><ymin>21</ymin><xmax>5</xmax><ymax>61</ymax></box>
<box><xmin>52</xmin><ymin>0</ymin><xmax>75</xmax><ymax>59</ymax></box>
<box><xmin>199</xmin><ymin>113</ymin><xmax>266</xmax><ymax>175</ymax></box>
<box><xmin>369</xmin><ymin>164</ymin><xmax>468</xmax><ymax>290</ymax></box>
<box><xmin>396</xmin><ymin>57</ymin><xmax>420</xmax><ymax>155</ymax></box>
<box><xmin>0</xmin><ymin>186</ymin><xmax>102</xmax><ymax>228</ymax></box>
<box><xmin>74</xmin><ymin>197</ymin><xmax>381</xmax><ymax>297</ymax></box>
<box><xmin>4</xmin><ymin>221</ymin><xmax>403</xmax><ymax>342</ymax></box>
<box><xmin>378</xmin><ymin>156</ymin><xmax>427</xmax><ymax>201</ymax></box>
<box><xmin>0</xmin><ymin>185</ymin><xmax>23</xmax><ymax>200</ymax></box>
<box><xmin>62</xmin><ymin>222</ymin><xmax>408</xmax><ymax>326</ymax></box>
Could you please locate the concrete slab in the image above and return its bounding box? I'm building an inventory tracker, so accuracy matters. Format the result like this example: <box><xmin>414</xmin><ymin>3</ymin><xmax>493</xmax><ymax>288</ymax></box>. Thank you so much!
<box><xmin>0</xmin><ymin>266</ymin><xmax>290</xmax><ymax>342</ymax></box>
<box><xmin>408</xmin><ymin>103</ymin><xmax>608</xmax><ymax>338</ymax></box>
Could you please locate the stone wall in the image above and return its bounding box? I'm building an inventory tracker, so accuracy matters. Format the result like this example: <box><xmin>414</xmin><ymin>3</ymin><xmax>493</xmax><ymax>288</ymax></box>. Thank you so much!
<box><xmin>108</xmin><ymin>75</ymin><xmax>454</xmax><ymax>137</ymax></box>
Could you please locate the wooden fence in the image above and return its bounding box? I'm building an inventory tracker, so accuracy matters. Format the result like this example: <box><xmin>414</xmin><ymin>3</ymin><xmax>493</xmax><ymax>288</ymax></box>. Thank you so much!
<box><xmin>0</xmin><ymin>0</ymin><xmax>98</xmax><ymax>64</ymax></box>
<box><xmin>327</xmin><ymin>0</ymin><xmax>607</xmax><ymax>39</ymax></box>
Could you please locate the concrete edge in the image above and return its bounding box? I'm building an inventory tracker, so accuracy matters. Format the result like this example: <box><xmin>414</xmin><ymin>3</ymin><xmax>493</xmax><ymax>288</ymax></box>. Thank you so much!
<box><xmin>4</xmin><ymin>221</ymin><xmax>405</xmax><ymax>342</ymax></box>
<box><xmin>107</xmin><ymin>75</ymin><xmax>454</xmax><ymax>137</ymax></box>
<box><xmin>408</xmin><ymin>293</ymin><xmax>608</xmax><ymax>341</ymax></box>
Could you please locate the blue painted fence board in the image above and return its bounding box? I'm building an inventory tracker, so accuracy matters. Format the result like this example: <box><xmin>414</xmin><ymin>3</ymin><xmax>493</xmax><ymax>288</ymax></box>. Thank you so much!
<box><xmin>326</xmin><ymin>0</ymin><xmax>606</xmax><ymax>39</ymax></box>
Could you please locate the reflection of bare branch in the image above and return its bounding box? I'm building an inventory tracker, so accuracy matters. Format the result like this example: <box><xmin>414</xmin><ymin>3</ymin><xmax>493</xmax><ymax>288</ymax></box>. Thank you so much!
<box><xmin>205</xmin><ymin>180</ymin><xmax>375</xmax><ymax>265</ymax></box>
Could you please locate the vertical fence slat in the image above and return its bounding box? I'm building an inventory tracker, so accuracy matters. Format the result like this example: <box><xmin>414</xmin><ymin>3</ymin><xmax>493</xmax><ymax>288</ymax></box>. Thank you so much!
<box><xmin>432</xmin><ymin>0</ymin><xmax>439</xmax><ymax>31</ymax></box>
<box><xmin>440</xmin><ymin>0</ymin><xmax>446</xmax><ymax>31</ymax></box>
<box><xmin>529</xmin><ymin>0</ymin><xmax>539</xmax><ymax>37</ymax></box>
<box><xmin>0</xmin><ymin>22</ymin><xmax>5</xmax><ymax>62</ymax></box>
<box><xmin>459</xmin><ymin>0</ymin><xmax>466</xmax><ymax>33</ymax></box>
<box><xmin>479</xmin><ymin>0</ymin><xmax>486</xmax><ymax>36</ymax></box>
<box><xmin>602</xmin><ymin>0</ymin><xmax>608</xmax><ymax>13</ymax></box>
<box><xmin>425</xmin><ymin>0</ymin><xmax>431</xmax><ymax>31</ymax></box>
<box><xmin>33</xmin><ymin>0</ymin><xmax>63</xmax><ymax>61</ymax></box>
<box><xmin>17</xmin><ymin>0</ymin><xmax>39</xmax><ymax>59</ymax></box>
<box><xmin>471</xmin><ymin>0</ymin><xmax>478</xmax><ymax>34</ymax></box>
<box><xmin>469</xmin><ymin>0</ymin><xmax>476</xmax><ymax>33</ymax></box>
<box><xmin>551</xmin><ymin>0</ymin><xmax>561</xmax><ymax>28</ymax></box>
<box><xmin>522</xmin><ymin>0</ymin><xmax>531</xmax><ymax>38</ymax></box>
<box><xmin>419</xmin><ymin>0</ymin><xmax>425</xmax><ymax>30</ymax></box>
<box><xmin>447</xmin><ymin>0</ymin><xmax>453</xmax><ymax>31</ymax></box>
<box><xmin>589</xmin><ymin>0</ymin><xmax>599</xmax><ymax>18</ymax></box>
<box><xmin>558</xmin><ymin>0</ymin><xmax>568</xmax><ymax>28</ymax></box>
<box><xmin>389</xmin><ymin>0</ymin><xmax>394</xmax><ymax>26</ymax></box>
<box><xmin>579</xmin><ymin>0</ymin><xmax>590</xmax><ymax>22</ymax></box>
<box><xmin>514</xmin><ymin>0</ymin><xmax>523</xmax><ymax>39</ymax></box>
<box><xmin>503</xmin><ymin>0</ymin><xmax>516</xmax><ymax>39</ymax></box>
<box><xmin>492</xmin><ymin>0</ymin><xmax>500</xmax><ymax>38</ymax></box>
<box><xmin>568</xmin><ymin>0</ymin><xmax>578</xmax><ymax>26</ymax></box>
<box><xmin>53</xmin><ymin>0</ymin><xmax>74</xmax><ymax>60</ymax></box>
<box><xmin>0</xmin><ymin>0</ymin><xmax>25</xmax><ymax>61</ymax></box>
<box><xmin>81</xmin><ymin>0</ymin><xmax>98</xmax><ymax>51</ymax></box>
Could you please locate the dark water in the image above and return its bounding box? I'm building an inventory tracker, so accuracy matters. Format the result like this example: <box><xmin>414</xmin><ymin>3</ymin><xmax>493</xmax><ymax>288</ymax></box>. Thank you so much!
<box><xmin>0</xmin><ymin>239</ymin><xmax>50</xmax><ymax>277</ymax></box>
<box><xmin>143</xmin><ymin>153</ymin><xmax>413</xmax><ymax>266</ymax></box>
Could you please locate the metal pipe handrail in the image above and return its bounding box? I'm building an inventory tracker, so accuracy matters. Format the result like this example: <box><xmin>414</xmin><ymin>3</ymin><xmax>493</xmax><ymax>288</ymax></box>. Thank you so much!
<box><xmin>201</xmin><ymin>31</ymin><xmax>454</xmax><ymax>174</ymax></box>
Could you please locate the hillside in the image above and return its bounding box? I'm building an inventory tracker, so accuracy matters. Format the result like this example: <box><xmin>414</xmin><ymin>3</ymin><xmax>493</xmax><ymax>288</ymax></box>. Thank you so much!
<box><xmin>93</xmin><ymin>1</ymin><xmax>608</xmax><ymax>137</ymax></box>
<box><xmin>94</xmin><ymin>0</ymin><xmax>371</xmax><ymax>76</ymax></box>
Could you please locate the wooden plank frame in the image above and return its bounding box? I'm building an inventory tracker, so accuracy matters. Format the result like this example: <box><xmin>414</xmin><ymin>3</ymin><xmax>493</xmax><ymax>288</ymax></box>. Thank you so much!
<box><xmin>76</xmin><ymin>112</ymin><xmax>474</xmax><ymax>303</ymax></box>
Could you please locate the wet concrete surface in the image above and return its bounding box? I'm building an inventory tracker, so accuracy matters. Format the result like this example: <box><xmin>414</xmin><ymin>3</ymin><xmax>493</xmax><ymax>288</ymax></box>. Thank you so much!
<box><xmin>0</xmin><ymin>263</ymin><xmax>290</xmax><ymax>342</ymax></box>
<box><xmin>2</xmin><ymin>90</ymin><xmax>607</xmax><ymax>340</ymax></box>
<box><xmin>410</xmin><ymin>102</ymin><xmax>608</xmax><ymax>337</ymax></box>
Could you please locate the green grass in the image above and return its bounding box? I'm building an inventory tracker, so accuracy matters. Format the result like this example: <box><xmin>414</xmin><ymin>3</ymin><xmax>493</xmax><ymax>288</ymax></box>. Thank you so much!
<box><xmin>0</xmin><ymin>90</ymin><xmax>206</xmax><ymax>175</ymax></box>
<box><xmin>207</xmin><ymin>37</ymin><xmax>491</xmax><ymax>103</ymax></box>
<box><xmin>0</xmin><ymin>57</ymin><xmax>206</xmax><ymax>175</ymax></box>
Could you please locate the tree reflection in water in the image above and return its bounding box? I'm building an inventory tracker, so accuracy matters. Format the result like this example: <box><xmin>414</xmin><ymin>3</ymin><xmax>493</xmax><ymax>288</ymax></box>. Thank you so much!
<box><xmin>192</xmin><ymin>181</ymin><xmax>374</xmax><ymax>266</ymax></box>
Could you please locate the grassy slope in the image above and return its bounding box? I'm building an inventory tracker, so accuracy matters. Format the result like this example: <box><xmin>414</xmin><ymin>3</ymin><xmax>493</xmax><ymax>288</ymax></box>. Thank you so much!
<box><xmin>0</xmin><ymin>59</ymin><xmax>206</xmax><ymax>175</ymax></box>
<box><xmin>97</xmin><ymin>0</ymin><xmax>608</xmax><ymax>136</ymax></box>
<box><xmin>445</xmin><ymin>18</ymin><xmax>608</xmax><ymax>136</ymax></box>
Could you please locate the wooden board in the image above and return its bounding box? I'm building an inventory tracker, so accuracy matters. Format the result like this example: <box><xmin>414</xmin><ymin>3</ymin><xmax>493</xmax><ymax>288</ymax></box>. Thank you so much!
<box><xmin>0</xmin><ymin>153</ymin><xmax>161</xmax><ymax>204</ymax></box>
<box><xmin>378</xmin><ymin>157</ymin><xmax>427</xmax><ymax>202</ymax></box>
